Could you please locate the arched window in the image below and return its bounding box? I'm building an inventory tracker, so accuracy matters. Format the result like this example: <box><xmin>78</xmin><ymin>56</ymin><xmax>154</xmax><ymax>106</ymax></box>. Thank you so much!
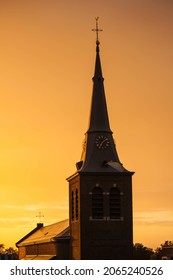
<box><xmin>109</xmin><ymin>187</ymin><xmax>121</xmax><ymax>219</ymax></box>
<box><xmin>71</xmin><ymin>191</ymin><xmax>74</xmax><ymax>221</ymax></box>
<box><xmin>92</xmin><ymin>187</ymin><xmax>103</xmax><ymax>219</ymax></box>
<box><xmin>75</xmin><ymin>188</ymin><xmax>79</xmax><ymax>220</ymax></box>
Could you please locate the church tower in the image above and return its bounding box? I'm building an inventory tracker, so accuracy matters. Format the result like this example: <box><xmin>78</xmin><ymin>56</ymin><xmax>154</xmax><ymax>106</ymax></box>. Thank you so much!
<box><xmin>67</xmin><ymin>19</ymin><xmax>134</xmax><ymax>260</ymax></box>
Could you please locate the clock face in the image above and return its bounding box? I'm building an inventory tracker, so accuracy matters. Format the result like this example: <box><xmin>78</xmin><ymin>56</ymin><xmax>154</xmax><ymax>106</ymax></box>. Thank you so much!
<box><xmin>95</xmin><ymin>135</ymin><xmax>110</xmax><ymax>149</ymax></box>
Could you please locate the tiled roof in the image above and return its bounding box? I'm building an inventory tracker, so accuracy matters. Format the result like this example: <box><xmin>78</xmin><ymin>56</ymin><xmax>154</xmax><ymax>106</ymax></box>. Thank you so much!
<box><xmin>17</xmin><ymin>219</ymin><xmax>69</xmax><ymax>246</ymax></box>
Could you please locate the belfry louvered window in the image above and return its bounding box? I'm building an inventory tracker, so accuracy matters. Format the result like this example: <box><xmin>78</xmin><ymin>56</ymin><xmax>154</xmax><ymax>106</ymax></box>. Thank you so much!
<box><xmin>109</xmin><ymin>187</ymin><xmax>121</xmax><ymax>219</ymax></box>
<box><xmin>92</xmin><ymin>187</ymin><xmax>103</xmax><ymax>219</ymax></box>
<box><xmin>75</xmin><ymin>188</ymin><xmax>79</xmax><ymax>220</ymax></box>
<box><xmin>71</xmin><ymin>191</ymin><xmax>74</xmax><ymax>221</ymax></box>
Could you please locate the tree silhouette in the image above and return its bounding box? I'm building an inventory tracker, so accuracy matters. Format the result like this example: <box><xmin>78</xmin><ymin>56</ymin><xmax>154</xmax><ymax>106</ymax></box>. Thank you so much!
<box><xmin>0</xmin><ymin>244</ymin><xmax>5</xmax><ymax>253</ymax></box>
<box><xmin>155</xmin><ymin>240</ymin><xmax>173</xmax><ymax>259</ymax></box>
<box><xmin>133</xmin><ymin>243</ymin><xmax>154</xmax><ymax>260</ymax></box>
<box><xmin>0</xmin><ymin>244</ymin><xmax>18</xmax><ymax>259</ymax></box>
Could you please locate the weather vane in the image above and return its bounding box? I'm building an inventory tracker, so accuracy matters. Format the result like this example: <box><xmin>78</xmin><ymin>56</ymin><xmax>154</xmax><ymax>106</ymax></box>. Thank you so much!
<box><xmin>92</xmin><ymin>17</ymin><xmax>103</xmax><ymax>44</ymax></box>
<box><xmin>36</xmin><ymin>211</ymin><xmax>44</xmax><ymax>223</ymax></box>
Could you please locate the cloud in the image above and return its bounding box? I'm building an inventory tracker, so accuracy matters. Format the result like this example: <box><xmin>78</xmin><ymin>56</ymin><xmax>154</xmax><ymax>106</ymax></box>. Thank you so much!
<box><xmin>134</xmin><ymin>210</ymin><xmax>173</xmax><ymax>226</ymax></box>
<box><xmin>0</xmin><ymin>201</ymin><xmax>69</xmax><ymax>231</ymax></box>
<box><xmin>2</xmin><ymin>201</ymin><xmax>68</xmax><ymax>211</ymax></box>
<box><xmin>0</xmin><ymin>216</ymin><xmax>35</xmax><ymax>229</ymax></box>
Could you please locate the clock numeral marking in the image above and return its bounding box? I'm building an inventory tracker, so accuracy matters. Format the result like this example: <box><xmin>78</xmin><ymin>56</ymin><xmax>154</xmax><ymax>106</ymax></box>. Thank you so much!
<box><xmin>95</xmin><ymin>135</ymin><xmax>110</xmax><ymax>149</ymax></box>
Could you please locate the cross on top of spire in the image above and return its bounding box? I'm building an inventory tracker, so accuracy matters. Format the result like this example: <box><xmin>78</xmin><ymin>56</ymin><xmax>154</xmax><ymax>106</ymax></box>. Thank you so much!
<box><xmin>92</xmin><ymin>17</ymin><xmax>103</xmax><ymax>45</ymax></box>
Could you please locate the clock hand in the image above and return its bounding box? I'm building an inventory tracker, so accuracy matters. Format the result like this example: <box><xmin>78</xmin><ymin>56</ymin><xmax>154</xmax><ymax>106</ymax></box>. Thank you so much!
<box><xmin>99</xmin><ymin>138</ymin><xmax>108</xmax><ymax>148</ymax></box>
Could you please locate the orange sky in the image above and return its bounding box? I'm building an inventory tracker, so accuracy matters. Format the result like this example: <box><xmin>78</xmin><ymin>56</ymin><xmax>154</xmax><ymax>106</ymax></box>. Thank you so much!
<box><xmin>0</xmin><ymin>0</ymin><xmax>173</xmax><ymax>250</ymax></box>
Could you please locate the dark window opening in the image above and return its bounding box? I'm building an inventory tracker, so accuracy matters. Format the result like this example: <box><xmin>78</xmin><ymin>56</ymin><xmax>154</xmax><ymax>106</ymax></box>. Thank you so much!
<box><xmin>75</xmin><ymin>188</ymin><xmax>79</xmax><ymax>220</ymax></box>
<box><xmin>109</xmin><ymin>187</ymin><xmax>121</xmax><ymax>219</ymax></box>
<box><xmin>92</xmin><ymin>187</ymin><xmax>103</xmax><ymax>219</ymax></box>
<box><xmin>71</xmin><ymin>191</ymin><xmax>74</xmax><ymax>221</ymax></box>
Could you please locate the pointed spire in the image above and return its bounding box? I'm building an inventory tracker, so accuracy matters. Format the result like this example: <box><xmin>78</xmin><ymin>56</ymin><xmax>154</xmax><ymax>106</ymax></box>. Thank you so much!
<box><xmin>88</xmin><ymin>19</ymin><xmax>111</xmax><ymax>133</ymax></box>
<box><xmin>72</xmin><ymin>18</ymin><xmax>132</xmax><ymax>173</ymax></box>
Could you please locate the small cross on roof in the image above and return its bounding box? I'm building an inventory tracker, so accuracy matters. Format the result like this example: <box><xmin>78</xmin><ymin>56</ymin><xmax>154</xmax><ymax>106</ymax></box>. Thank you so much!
<box><xmin>36</xmin><ymin>211</ymin><xmax>44</xmax><ymax>223</ymax></box>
